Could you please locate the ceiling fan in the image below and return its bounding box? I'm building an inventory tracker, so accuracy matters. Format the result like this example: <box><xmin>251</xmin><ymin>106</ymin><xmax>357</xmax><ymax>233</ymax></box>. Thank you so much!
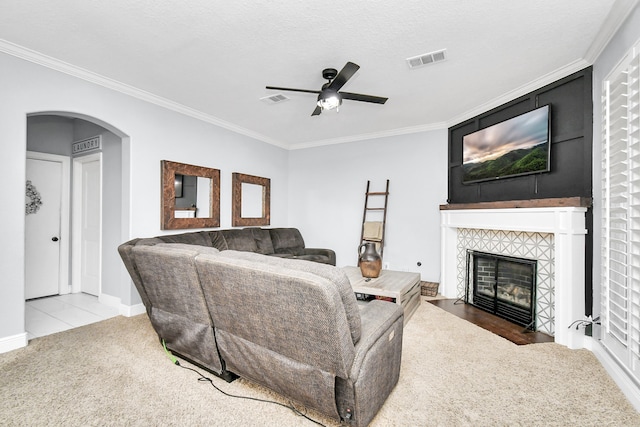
<box><xmin>266</xmin><ymin>62</ymin><xmax>388</xmax><ymax>116</ymax></box>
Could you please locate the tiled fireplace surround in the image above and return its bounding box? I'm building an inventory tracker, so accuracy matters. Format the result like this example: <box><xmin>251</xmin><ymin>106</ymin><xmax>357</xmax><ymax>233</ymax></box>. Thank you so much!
<box><xmin>440</xmin><ymin>199</ymin><xmax>589</xmax><ymax>349</ymax></box>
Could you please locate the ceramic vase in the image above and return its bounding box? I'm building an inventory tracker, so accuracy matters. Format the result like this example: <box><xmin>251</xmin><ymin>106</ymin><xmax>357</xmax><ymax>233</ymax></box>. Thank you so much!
<box><xmin>358</xmin><ymin>241</ymin><xmax>382</xmax><ymax>278</ymax></box>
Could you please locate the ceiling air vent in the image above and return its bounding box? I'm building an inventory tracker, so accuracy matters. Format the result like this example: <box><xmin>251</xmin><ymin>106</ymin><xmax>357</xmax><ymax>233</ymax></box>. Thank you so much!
<box><xmin>406</xmin><ymin>49</ymin><xmax>447</xmax><ymax>69</ymax></box>
<box><xmin>260</xmin><ymin>94</ymin><xmax>290</xmax><ymax>105</ymax></box>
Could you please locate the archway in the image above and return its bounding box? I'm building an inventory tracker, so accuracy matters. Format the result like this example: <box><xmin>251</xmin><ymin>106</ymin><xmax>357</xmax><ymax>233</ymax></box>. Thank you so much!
<box><xmin>25</xmin><ymin>111</ymin><xmax>131</xmax><ymax>339</ymax></box>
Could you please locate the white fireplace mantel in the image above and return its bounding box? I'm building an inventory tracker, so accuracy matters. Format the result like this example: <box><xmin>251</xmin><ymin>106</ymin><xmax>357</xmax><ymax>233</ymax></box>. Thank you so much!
<box><xmin>440</xmin><ymin>201</ymin><xmax>589</xmax><ymax>349</ymax></box>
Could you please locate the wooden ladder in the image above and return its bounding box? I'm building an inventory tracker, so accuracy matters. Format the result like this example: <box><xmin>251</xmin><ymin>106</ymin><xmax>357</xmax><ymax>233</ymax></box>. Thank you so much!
<box><xmin>359</xmin><ymin>179</ymin><xmax>390</xmax><ymax>260</ymax></box>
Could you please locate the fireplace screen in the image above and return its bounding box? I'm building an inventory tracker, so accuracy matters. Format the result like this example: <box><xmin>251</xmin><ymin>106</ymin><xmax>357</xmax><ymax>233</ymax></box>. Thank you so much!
<box><xmin>466</xmin><ymin>251</ymin><xmax>537</xmax><ymax>329</ymax></box>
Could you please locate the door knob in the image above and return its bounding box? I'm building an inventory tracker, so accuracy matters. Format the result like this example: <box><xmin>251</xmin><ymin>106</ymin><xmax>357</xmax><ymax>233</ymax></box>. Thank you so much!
<box><xmin>51</xmin><ymin>237</ymin><xmax>59</xmax><ymax>242</ymax></box>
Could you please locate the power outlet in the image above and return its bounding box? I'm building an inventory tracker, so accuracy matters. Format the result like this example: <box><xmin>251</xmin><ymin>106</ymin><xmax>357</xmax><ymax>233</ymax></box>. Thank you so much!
<box><xmin>383</xmin><ymin>262</ymin><xmax>390</xmax><ymax>270</ymax></box>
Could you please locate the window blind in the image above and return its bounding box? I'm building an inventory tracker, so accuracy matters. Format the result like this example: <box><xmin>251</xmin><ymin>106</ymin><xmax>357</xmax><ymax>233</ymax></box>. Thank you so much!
<box><xmin>602</xmin><ymin>41</ymin><xmax>640</xmax><ymax>379</ymax></box>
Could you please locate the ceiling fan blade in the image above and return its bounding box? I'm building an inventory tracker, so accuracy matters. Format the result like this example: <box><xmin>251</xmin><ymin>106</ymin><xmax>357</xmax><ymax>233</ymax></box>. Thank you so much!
<box><xmin>266</xmin><ymin>86</ymin><xmax>320</xmax><ymax>95</ymax></box>
<box><xmin>327</xmin><ymin>62</ymin><xmax>360</xmax><ymax>91</ymax></box>
<box><xmin>340</xmin><ymin>92</ymin><xmax>388</xmax><ymax>104</ymax></box>
<box><xmin>311</xmin><ymin>105</ymin><xmax>322</xmax><ymax>116</ymax></box>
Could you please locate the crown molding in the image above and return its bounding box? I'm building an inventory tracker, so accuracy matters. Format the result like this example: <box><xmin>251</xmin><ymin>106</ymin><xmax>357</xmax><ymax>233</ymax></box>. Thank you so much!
<box><xmin>297</xmin><ymin>56</ymin><xmax>596</xmax><ymax>149</ymax></box>
<box><xmin>0</xmin><ymin>36</ymin><xmax>609</xmax><ymax>151</ymax></box>
<box><xmin>288</xmin><ymin>121</ymin><xmax>447</xmax><ymax>150</ymax></box>
<box><xmin>0</xmin><ymin>38</ymin><xmax>584</xmax><ymax>152</ymax></box>
<box><xmin>0</xmin><ymin>39</ymin><xmax>287</xmax><ymax>149</ymax></box>
<box><xmin>3</xmin><ymin>0</ymin><xmax>636</xmax><ymax>153</ymax></box>
<box><xmin>584</xmin><ymin>0</ymin><xmax>639</xmax><ymax>63</ymax></box>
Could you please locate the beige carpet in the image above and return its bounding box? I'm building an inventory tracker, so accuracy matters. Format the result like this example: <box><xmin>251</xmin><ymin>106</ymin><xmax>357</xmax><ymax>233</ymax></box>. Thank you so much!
<box><xmin>2</xmin><ymin>298</ymin><xmax>639</xmax><ymax>426</ymax></box>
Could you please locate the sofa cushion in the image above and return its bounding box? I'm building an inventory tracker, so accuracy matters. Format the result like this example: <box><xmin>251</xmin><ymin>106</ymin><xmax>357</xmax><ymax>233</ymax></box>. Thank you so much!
<box><xmin>156</xmin><ymin>231</ymin><xmax>212</xmax><ymax>246</ymax></box>
<box><xmin>196</xmin><ymin>252</ymin><xmax>355</xmax><ymax>418</ymax></box>
<box><xmin>246</xmin><ymin>228</ymin><xmax>275</xmax><ymax>254</ymax></box>
<box><xmin>134</xmin><ymin>237</ymin><xmax>165</xmax><ymax>246</ymax></box>
<box><xmin>216</xmin><ymin>251</ymin><xmax>361</xmax><ymax>344</ymax></box>
<box><xmin>155</xmin><ymin>243</ymin><xmax>220</xmax><ymax>255</ymax></box>
<box><xmin>196</xmin><ymin>252</ymin><xmax>356</xmax><ymax>367</ymax></box>
<box><xmin>131</xmin><ymin>244</ymin><xmax>223</xmax><ymax>373</ymax></box>
<box><xmin>207</xmin><ymin>231</ymin><xmax>228</xmax><ymax>251</ymax></box>
<box><xmin>269</xmin><ymin>228</ymin><xmax>305</xmax><ymax>256</ymax></box>
<box><xmin>218</xmin><ymin>229</ymin><xmax>258</xmax><ymax>252</ymax></box>
<box><xmin>295</xmin><ymin>254</ymin><xmax>332</xmax><ymax>263</ymax></box>
<box><xmin>268</xmin><ymin>253</ymin><xmax>295</xmax><ymax>259</ymax></box>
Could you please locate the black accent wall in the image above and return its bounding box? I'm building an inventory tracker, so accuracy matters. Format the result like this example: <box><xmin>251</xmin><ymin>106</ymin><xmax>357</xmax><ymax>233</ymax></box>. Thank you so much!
<box><xmin>448</xmin><ymin>67</ymin><xmax>592</xmax><ymax>202</ymax></box>
<box><xmin>447</xmin><ymin>67</ymin><xmax>593</xmax><ymax>315</ymax></box>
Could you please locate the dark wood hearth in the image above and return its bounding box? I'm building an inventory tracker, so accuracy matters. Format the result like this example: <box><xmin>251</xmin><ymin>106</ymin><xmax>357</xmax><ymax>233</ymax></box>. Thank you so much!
<box><xmin>428</xmin><ymin>298</ymin><xmax>554</xmax><ymax>345</ymax></box>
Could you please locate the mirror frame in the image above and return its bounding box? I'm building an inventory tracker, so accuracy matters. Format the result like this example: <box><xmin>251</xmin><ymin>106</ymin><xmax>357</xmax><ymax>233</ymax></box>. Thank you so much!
<box><xmin>161</xmin><ymin>160</ymin><xmax>220</xmax><ymax>229</ymax></box>
<box><xmin>232</xmin><ymin>172</ymin><xmax>270</xmax><ymax>226</ymax></box>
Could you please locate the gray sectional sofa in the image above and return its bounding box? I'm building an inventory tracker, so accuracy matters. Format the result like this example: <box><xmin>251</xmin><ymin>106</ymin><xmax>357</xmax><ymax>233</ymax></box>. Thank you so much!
<box><xmin>118</xmin><ymin>228</ymin><xmax>404</xmax><ymax>427</ymax></box>
<box><xmin>129</xmin><ymin>227</ymin><xmax>336</xmax><ymax>265</ymax></box>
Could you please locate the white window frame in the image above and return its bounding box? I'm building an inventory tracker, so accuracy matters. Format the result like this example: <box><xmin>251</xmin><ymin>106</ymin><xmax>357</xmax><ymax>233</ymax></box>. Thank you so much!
<box><xmin>601</xmin><ymin>38</ymin><xmax>640</xmax><ymax>382</ymax></box>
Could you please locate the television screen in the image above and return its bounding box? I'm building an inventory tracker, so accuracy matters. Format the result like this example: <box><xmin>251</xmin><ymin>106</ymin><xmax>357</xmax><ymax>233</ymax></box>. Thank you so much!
<box><xmin>462</xmin><ymin>105</ymin><xmax>551</xmax><ymax>184</ymax></box>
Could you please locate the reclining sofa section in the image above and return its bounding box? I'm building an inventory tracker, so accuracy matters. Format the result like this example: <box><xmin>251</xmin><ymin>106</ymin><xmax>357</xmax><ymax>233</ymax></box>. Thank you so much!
<box><xmin>118</xmin><ymin>228</ymin><xmax>404</xmax><ymax>427</ymax></box>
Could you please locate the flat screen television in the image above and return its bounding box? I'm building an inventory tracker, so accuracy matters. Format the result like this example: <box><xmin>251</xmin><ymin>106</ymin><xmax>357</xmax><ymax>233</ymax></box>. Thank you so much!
<box><xmin>462</xmin><ymin>104</ymin><xmax>551</xmax><ymax>184</ymax></box>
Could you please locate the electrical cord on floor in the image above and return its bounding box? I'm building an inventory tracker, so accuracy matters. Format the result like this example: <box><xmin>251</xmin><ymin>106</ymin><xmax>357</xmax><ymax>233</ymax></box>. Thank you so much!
<box><xmin>568</xmin><ymin>315</ymin><xmax>601</xmax><ymax>330</ymax></box>
<box><xmin>162</xmin><ymin>340</ymin><xmax>326</xmax><ymax>427</ymax></box>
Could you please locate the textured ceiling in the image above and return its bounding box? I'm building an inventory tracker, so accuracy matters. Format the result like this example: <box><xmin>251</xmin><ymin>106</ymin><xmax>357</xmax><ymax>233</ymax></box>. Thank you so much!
<box><xmin>0</xmin><ymin>0</ymin><xmax>631</xmax><ymax>149</ymax></box>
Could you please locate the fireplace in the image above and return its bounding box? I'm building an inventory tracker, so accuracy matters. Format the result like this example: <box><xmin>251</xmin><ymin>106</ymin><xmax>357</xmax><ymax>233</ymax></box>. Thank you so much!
<box><xmin>440</xmin><ymin>198</ymin><xmax>589</xmax><ymax>349</ymax></box>
<box><xmin>466</xmin><ymin>251</ymin><xmax>536</xmax><ymax>329</ymax></box>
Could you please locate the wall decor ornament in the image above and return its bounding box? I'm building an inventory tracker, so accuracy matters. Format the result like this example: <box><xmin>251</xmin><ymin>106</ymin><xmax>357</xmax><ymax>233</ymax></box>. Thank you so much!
<box><xmin>161</xmin><ymin>160</ymin><xmax>221</xmax><ymax>230</ymax></box>
<box><xmin>25</xmin><ymin>180</ymin><xmax>43</xmax><ymax>215</ymax></box>
<box><xmin>232</xmin><ymin>172</ymin><xmax>270</xmax><ymax>227</ymax></box>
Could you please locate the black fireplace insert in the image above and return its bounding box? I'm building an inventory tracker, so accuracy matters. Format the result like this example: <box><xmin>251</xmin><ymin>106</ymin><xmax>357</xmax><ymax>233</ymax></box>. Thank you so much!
<box><xmin>466</xmin><ymin>250</ymin><xmax>537</xmax><ymax>329</ymax></box>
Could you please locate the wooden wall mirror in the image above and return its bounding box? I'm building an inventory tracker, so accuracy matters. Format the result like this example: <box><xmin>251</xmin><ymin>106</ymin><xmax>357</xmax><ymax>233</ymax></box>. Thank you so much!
<box><xmin>232</xmin><ymin>172</ymin><xmax>270</xmax><ymax>226</ymax></box>
<box><xmin>161</xmin><ymin>160</ymin><xmax>220</xmax><ymax>229</ymax></box>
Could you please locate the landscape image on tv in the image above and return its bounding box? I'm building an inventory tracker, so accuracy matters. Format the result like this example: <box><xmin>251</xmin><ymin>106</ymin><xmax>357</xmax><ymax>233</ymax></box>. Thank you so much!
<box><xmin>462</xmin><ymin>105</ymin><xmax>550</xmax><ymax>184</ymax></box>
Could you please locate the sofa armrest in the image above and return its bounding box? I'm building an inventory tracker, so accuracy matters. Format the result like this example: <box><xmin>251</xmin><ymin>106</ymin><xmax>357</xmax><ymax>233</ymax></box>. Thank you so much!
<box><xmin>118</xmin><ymin>239</ymin><xmax>152</xmax><ymax>316</ymax></box>
<box><xmin>350</xmin><ymin>300</ymin><xmax>403</xmax><ymax>379</ymax></box>
<box><xmin>302</xmin><ymin>248</ymin><xmax>336</xmax><ymax>265</ymax></box>
<box><xmin>336</xmin><ymin>300</ymin><xmax>403</xmax><ymax>426</ymax></box>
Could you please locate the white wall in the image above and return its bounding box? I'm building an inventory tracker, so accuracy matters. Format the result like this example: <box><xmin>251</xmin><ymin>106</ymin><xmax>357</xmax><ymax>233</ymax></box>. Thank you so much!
<box><xmin>0</xmin><ymin>51</ymin><xmax>288</xmax><ymax>349</ymax></box>
<box><xmin>288</xmin><ymin>130</ymin><xmax>448</xmax><ymax>282</ymax></box>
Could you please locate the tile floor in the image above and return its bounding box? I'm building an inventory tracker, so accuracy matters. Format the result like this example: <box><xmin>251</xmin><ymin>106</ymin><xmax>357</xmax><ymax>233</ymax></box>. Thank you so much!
<box><xmin>25</xmin><ymin>293</ymin><xmax>119</xmax><ymax>340</ymax></box>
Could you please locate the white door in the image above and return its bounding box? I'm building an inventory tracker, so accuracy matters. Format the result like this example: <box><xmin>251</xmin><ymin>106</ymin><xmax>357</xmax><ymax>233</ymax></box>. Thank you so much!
<box><xmin>75</xmin><ymin>155</ymin><xmax>102</xmax><ymax>296</ymax></box>
<box><xmin>25</xmin><ymin>158</ymin><xmax>62</xmax><ymax>299</ymax></box>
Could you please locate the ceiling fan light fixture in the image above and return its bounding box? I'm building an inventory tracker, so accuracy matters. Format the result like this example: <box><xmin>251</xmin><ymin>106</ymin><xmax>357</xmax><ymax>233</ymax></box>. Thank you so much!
<box><xmin>317</xmin><ymin>89</ymin><xmax>342</xmax><ymax>111</ymax></box>
<box><xmin>266</xmin><ymin>62</ymin><xmax>386</xmax><ymax>116</ymax></box>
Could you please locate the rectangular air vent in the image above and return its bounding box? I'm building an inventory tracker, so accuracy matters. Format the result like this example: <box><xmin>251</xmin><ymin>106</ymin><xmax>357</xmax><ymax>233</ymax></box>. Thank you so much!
<box><xmin>260</xmin><ymin>94</ymin><xmax>290</xmax><ymax>105</ymax></box>
<box><xmin>406</xmin><ymin>49</ymin><xmax>447</xmax><ymax>69</ymax></box>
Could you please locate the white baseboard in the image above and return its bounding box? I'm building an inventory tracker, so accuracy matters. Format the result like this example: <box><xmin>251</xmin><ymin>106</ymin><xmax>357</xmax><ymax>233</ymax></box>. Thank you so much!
<box><xmin>99</xmin><ymin>293</ymin><xmax>145</xmax><ymax>317</ymax></box>
<box><xmin>0</xmin><ymin>332</ymin><xmax>28</xmax><ymax>354</ymax></box>
<box><xmin>586</xmin><ymin>336</ymin><xmax>640</xmax><ymax>412</ymax></box>
<box><xmin>120</xmin><ymin>303</ymin><xmax>145</xmax><ymax>317</ymax></box>
<box><xmin>98</xmin><ymin>293</ymin><xmax>120</xmax><ymax>308</ymax></box>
